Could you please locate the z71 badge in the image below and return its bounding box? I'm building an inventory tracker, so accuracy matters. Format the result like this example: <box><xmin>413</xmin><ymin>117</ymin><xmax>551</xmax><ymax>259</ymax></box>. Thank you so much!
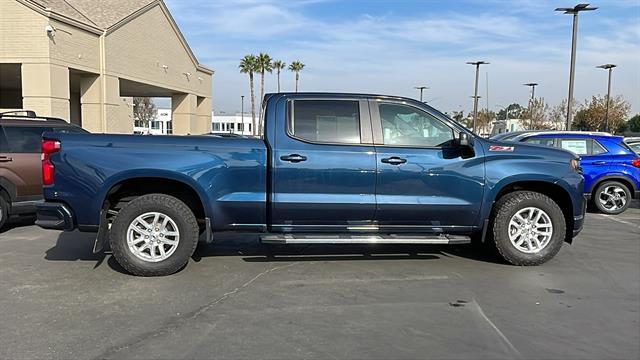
<box><xmin>489</xmin><ymin>145</ymin><xmax>515</xmax><ymax>152</ymax></box>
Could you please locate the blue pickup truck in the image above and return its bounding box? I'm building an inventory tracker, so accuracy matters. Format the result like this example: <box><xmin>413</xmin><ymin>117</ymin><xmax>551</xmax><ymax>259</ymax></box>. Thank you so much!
<box><xmin>36</xmin><ymin>93</ymin><xmax>587</xmax><ymax>276</ymax></box>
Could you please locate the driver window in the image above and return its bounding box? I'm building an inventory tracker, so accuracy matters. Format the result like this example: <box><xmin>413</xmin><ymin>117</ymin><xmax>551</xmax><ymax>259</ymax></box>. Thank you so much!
<box><xmin>378</xmin><ymin>103</ymin><xmax>454</xmax><ymax>147</ymax></box>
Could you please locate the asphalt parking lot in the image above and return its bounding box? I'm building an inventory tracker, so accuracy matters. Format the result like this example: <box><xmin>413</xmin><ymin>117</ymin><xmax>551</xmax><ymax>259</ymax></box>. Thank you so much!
<box><xmin>1</xmin><ymin>205</ymin><xmax>639</xmax><ymax>360</ymax></box>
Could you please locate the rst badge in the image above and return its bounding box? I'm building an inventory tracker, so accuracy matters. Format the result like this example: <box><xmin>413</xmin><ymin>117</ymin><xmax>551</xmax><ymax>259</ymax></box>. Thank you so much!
<box><xmin>489</xmin><ymin>145</ymin><xmax>515</xmax><ymax>152</ymax></box>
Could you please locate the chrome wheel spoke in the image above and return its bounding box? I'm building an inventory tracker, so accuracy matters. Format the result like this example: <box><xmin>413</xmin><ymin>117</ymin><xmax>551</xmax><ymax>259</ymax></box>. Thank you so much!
<box><xmin>508</xmin><ymin>207</ymin><xmax>553</xmax><ymax>254</ymax></box>
<box><xmin>127</xmin><ymin>212</ymin><xmax>180</xmax><ymax>263</ymax></box>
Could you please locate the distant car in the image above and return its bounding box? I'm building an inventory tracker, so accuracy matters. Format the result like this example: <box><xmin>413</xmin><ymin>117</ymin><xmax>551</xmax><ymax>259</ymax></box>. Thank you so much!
<box><xmin>625</xmin><ymin>137</ymin><xmax>640</xmax><ymax>155</ymax></box>
<box><xmin>490</xmin><ymin>130</ymin><xmax>539</xmax><ymax>142</ymax></box>
<box><xmin>0</xmin><ymin>111</ymin><xmax>88</xmax><ymax>228</ymax></box>
<box><xmin>513</xmin><ymin>131</ymin><xmax>640</xmax><ymax>215</ymax></box>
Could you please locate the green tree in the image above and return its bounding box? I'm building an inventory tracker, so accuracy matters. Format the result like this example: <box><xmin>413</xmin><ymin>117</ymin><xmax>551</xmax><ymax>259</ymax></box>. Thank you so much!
<box><xmin>628</xmin><ymin>114</ymin><xmax>640</xmax><ymax>132</ymax></box>
<box><xmin>239</xmin><ymin>55</ymin><xmax>258</xmax><ymax>135</ymax></box>
<box><xmin>272</xmin><ymin>60</ymin><xmax>286</xmax><ymax>93</ymax></box>
<box><xmin>572</xmin><ymin>95</ymin><xmax>630</xmax><ymax>133</ymax></box>
<box><xmin>497</xmin><ymin>103</ymin><xmax>523</xmax><ymax>120</ymax></box>
<box><xmin>476</xmin><ymin>109</ymin><xmax>496</xmax><ymax>135</ymax></box>
<box><xmin>521</xmin><ymin>97</ymin><xmax>551</xmax><ymax>130</ymax></box>
<box><xmin>288</xmin><ymin>61</ymin><xmax>305</xmax><ymax>92</ymax></box>
<box><xmin>133</xmin><ymin>97</ymin><xmax>156</xmax><ymax>132</ymax></box>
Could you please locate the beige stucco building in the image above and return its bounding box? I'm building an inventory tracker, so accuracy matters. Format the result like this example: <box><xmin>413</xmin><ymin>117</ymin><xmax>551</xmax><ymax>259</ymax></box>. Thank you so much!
<box><xmin>0</xmin><ymin>0</ymin><xmax>213</xmax><ymax>134</ymax></box>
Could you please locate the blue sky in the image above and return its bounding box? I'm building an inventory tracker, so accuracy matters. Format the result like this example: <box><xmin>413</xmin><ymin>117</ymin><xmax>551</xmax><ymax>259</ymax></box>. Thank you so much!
<box><xmin>164</xmin><ymin>0</ymin><xmax>640</xmax><ymax>115</ymax></box>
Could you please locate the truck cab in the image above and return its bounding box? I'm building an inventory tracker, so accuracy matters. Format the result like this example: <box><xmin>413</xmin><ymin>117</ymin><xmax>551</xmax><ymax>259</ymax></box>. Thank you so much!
<box><xmin>37</xmin><ymin>93</ymin><xmax>587</xmax><ymax>276</ymax></box>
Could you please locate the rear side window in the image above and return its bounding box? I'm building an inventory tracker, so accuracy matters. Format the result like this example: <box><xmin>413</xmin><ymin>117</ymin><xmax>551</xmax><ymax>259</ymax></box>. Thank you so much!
<box><xmin>0</xmin><ymin>126</ymin><xmax>8</xmax><ymax>152</ymax></box>
<box><xmin>524</xmin><ymin>137</ymin><xmax>555</xmax><ymax>147</ymax></box>
<box><xmin>559</xmin><ymin>138</ymin><xmax>607</xmax><ymax>156</ymax></box>
<box><xmin>3</xmin><ymin>126</ymin><xmax>49</xmax><ymax>153</ymax></box>
<box><xmin>290</xmin><ymin>100</ymin><xmax>361</xmax><ymax>144</ymax></box>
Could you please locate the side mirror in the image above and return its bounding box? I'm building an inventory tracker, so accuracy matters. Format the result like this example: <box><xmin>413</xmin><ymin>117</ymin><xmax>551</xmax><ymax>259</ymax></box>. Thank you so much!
<box><xmin>458</xmin><ymin>132</ymin><xmax>472</xmax><ymax>147</ymax></box>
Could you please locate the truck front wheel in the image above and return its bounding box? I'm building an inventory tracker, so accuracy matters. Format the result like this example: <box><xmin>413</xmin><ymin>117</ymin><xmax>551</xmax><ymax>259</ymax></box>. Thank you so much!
<box><xmin>492</xmin><ymin>191</ymin><xmax>566</xmax><ymax>266</ymax></box>
<box><xmin>110</xmin><ymin>194</ymin><xmax>199</xmax><ymax>276</ymax></box>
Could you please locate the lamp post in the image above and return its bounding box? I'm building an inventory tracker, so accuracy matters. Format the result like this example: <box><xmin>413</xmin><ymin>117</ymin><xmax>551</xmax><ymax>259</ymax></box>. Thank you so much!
<box><xmin>241</xmin><ymin>95</ymin><xmax>245</xmax><ymax>132</ymax></box>
<box><xmin>596</xmin><ymin>64</ymin><xmax>616</xmax><ymax>133</ymax></box>
<box><xmin>555</xmin><ymin>3</ymin><xmax>597</xmax><ymax>130</ymax></box>
<box><xmin>467</xmin><ymin>61</ymin><xmax>489</xmax><ymax>132</ymax></box>
<box><xmin>414</xmin><ymin>86</ymin><xmax>429</xmax><ymax>102</ymax></box>
<box><xmin>524</xmin><ymin>83</ymin><xmax>538</xmax><ymax>129</ymax></box>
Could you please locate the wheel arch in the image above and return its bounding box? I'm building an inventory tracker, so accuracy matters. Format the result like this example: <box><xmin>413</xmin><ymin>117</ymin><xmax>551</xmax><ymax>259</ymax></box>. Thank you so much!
<box><xmin>101</xmin><ymin>175</ymin><xmax>210</xmax><ymax>226</ymax></box>
<box><xmin>589</xmin><ymin>175</ymin><xmax>637</xmax><ymax>198</ymax></box>
<box><xmin>490</xmin><ymin>180</ymin><xmax>575</xmax><ymax>244</ymax></box>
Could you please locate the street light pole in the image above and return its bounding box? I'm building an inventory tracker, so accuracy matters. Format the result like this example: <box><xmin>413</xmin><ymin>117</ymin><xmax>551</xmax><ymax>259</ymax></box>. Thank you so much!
<box><xmin>555</xmin><ymin>4</ymin><xmax>597</xmax><ymax>130</ymax></box>
<box><xmin>467</xmin><ymin>61</ymin><xmax>489</xmax><ymax>132</ymax></box>
<box><xmin>524</xmin><ymin>83</ymin><xmax>538</xmax><ymax>129</ymax></box>
<box><xmin>597</xmin><ymin>64</ymin><xmax>617</xmax><ymax>133</ymax></box>
<box><xmin>414</xmin><ymin>86</ymin><xmax>429</xmax><ymax>102</ymax></box>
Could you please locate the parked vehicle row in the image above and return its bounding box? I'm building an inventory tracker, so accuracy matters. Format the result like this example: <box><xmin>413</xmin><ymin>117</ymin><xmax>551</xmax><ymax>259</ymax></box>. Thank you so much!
<box><xmin>491</xmin><ymin>131</ymin><xmax>640</xmax><ymax>215</ymax></box>
<box><xmin>34</xmin><ymin>93</ymin><xmax>587</xmax><ymax>276</ymax></box>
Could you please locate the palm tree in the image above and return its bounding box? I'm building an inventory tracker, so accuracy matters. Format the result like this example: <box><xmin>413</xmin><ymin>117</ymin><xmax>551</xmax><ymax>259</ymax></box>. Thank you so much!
<box><xmin>256</xmin><ymin>53</ymin><xmax>273</xmax><ymax>106</ymax></box>
<box><xmin>288</xmin><ymin>61</ymin><xmax>305</xmax><ymax>92</ymax></box>
<box><xmin>272</xmin><ymin>60</ymin><xmax>286</xmax><ymax>92</ymax></box>
<box><xmin>239</xmin><ymin>55</ymin><xmax>258</xmax><ymax>135</ymax></box>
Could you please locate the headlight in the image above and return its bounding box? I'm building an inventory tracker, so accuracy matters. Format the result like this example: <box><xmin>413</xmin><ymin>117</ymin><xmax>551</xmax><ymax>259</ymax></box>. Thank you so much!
<box><xmin>570</xmin><ymin>159</ymin><xmax>581</xmax><ymax>172</ymax></box>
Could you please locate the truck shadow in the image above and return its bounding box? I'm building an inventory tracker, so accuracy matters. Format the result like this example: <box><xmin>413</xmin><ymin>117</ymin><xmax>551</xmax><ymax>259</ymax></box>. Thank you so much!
<box><xmin>45</xmin><ymin>231</ymin><xmax>506</xmax><ymax>274</ymax></box>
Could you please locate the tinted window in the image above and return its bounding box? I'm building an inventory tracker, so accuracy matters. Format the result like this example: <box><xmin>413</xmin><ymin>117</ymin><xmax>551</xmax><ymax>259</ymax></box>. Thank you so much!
<box><xmin>0</xmin><ymin>126</ymin><xmax>8</xmax><ymax>152</ymax></box>
<box><xmin>3</xmin><ymin>126</ymin><xmax>49</xmax><ymax>153</ymax></box>
<box><xmin>524</xmin><ymin>137</ymin><xmax>555</xmax><ymax>147</ymax></box>
<box><xmin>379</xmin><ymin>103</ymin><xmax>453</xmax><ymax>147</ymax></box>
<box><xmin>291</xmin><ymin>100</ymin><xmax>360</xmax><ymax>144</ymax></box>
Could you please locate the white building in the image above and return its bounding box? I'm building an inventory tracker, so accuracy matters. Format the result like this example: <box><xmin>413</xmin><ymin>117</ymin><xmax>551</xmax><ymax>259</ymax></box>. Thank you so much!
<box><xmin>134</xmin><ymin>108</ymin><xmax>173</xmax><ymax>135</ymax></box>
<box><xmin>212</xmin><ymin>112</ymin><xmax>254</xmax><ymax>136</ymax></box>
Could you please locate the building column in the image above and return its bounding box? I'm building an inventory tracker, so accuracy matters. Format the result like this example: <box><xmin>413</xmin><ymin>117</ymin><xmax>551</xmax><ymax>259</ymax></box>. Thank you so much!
<box><xmin>79</xmin><ymin>74</ymin><xmax>102</xmax><ymax>132</ymax></box>
<box><xmin>172</xmin><ymin>93</ymin><xmax>197</xmax><ymax>135</ymax></box>
<box><xmin>80</xmin><ymin>74</ymin><xmax>131</xmax><ymax>134</ymax></box>
<box><xmin>21</xmin><ymin>63</ymin><xmax>70</xmax><ymax>120</ymax></box>
<box><xmin>196</xmin><ymin>96</ymin><xmax>212</xmax><ymax>134</ymax></box>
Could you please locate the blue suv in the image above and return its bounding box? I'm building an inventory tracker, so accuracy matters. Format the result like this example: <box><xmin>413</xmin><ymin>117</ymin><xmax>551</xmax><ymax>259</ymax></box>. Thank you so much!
<box><xmin>509</xmin><ymin>131</ymin><xmax>640</xmax><ymax>214</ymax></box>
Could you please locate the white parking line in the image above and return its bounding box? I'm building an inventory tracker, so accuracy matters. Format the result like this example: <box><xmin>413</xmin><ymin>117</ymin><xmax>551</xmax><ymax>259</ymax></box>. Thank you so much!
<box><xmin>595</xmin><ymin>214</ymin><xmax>640</xmax><ymax>229</ymax></box>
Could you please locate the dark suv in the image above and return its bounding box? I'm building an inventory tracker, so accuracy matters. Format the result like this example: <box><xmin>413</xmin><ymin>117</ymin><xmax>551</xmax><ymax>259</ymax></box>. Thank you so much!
<box><xmin>0</xmin><ymin>111</ymin><xmax>87</xmax><ymax>229</ymax></box>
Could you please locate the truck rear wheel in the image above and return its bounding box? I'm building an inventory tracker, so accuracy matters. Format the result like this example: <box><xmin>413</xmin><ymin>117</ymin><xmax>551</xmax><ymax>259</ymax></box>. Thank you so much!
<box><xmin>110</xmin><ymin>194</ymin><xmax>199</xmax><ymax>276</ymax></box>
<box><xmin>492</xmin><ymin>191</ymin><xmax>566</xmax><ymax>266</ymax></box>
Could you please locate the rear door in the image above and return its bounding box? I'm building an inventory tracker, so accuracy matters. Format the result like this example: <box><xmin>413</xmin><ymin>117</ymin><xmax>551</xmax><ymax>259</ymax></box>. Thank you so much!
<box><xmin>270</xmin><ymin>97</ymin><xmax>377</xmax><ymax>231</ymax></box>
<box><xmin>371</xmin><ymin>100</ymin><xmax>485</xmax><ymax>230</ymax></box>
<box><xmin>557</xmin><ymin>137</ymin><xmax>611</xmax><ymax>188</ymax></box>
<box><xmin>0</xmin><ymin>124</ymin><xmax>48</xmax><ymax>201</ymax></box>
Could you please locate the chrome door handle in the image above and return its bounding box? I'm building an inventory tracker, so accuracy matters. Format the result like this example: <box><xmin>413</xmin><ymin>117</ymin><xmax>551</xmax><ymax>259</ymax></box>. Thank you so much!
<box><xmin>381</xmin><ymin>156</ymin><xmax>407</xmax><ymax>165</ymax></box>
<box><xmin>0</xmin><ymin>156</ymin><xmax>12</xmax><ymax>163</ymax></box>
<box><xmin>280</xmin><ymin>154</ymin><xmax>307</xmax><ymax>163</ymax></box>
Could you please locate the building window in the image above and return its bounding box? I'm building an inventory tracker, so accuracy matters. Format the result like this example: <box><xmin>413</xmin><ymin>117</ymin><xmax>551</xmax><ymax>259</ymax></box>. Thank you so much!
<box><xmin>248</xmin><ymin>124</ymin><xmax>252</xmax><ymax>132</ymax></box>
<box><xmin>227</xmin><ymin>123</ymin><xmax>235</xmax><ymax>131</ymax></box>
<box><xmin>167</xmin><ymin>121</ymin><xmax>173</xmax><ymax>134</ymax></box>
<box><xmin>151</xmin><ymin>121</ymin><xmax>161</xmax><ymax>130</ymax></box>
<box><xmin>134</xmin><ymin>120</ymin><xmax>145</xmax><ymax>127</ymax></box>
<box><xmin>237</xmin><ymin>123</ymin><xmax>244</xmax><ymax>132</ymax></box>
<box><xmin>212</xmin><ymin>123</ymin><xmax>221</xmax><ymax>131</ymax></box>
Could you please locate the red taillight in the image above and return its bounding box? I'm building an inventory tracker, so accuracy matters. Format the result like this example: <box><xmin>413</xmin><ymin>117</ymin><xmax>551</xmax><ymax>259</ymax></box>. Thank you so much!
<box><xmin>632</xmin><ymin>158</ymin><xmax>640</xmax><ymax>168</ymax></box>
<box><xmin>42</xmin><ymin>139</ymin><xmax>60</xmax><ymax>186</ymax></box>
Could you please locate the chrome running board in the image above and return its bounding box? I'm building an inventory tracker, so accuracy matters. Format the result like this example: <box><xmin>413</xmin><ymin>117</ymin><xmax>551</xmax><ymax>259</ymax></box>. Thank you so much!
<box><xmin>260</xmin><ymin>234</ymin><xmax>471</xmax><ymax>245</ymax></box>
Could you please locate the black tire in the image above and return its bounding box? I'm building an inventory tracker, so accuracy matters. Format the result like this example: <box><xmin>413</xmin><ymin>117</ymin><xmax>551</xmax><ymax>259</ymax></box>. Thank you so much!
<box><xmin>110</xmin><ymin>194</ymin><xmax>199</xmax><ymax>276</ymax></box>
<box><xmin>593</xmin><ymin>181</ymin><xmax>631</xmax><ymax>215</ymax></box>
<box><xmin>0</xmin><ymin>195</ymin><xmax>8</xmax><ymax>229</ymax></box>
<box><xmin>492</xmin><ymin>191</ymin><xmax>566</xmax><ymax>266</ymax></box>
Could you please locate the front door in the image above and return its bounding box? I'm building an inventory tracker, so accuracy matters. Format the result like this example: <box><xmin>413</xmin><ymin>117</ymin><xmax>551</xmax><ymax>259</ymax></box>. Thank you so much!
<box><xmin>371</xmin><ymin>101</ymin><xmax>485</xmax><ymax>231</ymax></box>
<box><xmin>270</xmin><ymin>97</ymin><xmax>377</xmax><ymax>231</ymax></box>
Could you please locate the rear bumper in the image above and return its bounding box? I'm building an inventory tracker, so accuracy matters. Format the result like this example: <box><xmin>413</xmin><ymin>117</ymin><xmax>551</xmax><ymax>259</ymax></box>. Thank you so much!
<box><xmin>36</xmin><ymin>202</ymin><xmax>74</xmax><ymax>231</ymax></box>
<box><xmin>10</xmin><ymin>200</ymin><xmax>41</xmax><ymax>215</ymax></box>
<box><xmin>572</xmin><ymin>193</ymin><xmax>590</xmax><ymax>237</ymax></box>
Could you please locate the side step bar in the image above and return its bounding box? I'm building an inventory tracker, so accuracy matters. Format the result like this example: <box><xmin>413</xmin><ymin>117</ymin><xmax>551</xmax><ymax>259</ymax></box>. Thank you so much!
<box><xmin>260</xmin><ymin>234</ymin><xmax>471</xmax><ymax>245</ymax></box>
